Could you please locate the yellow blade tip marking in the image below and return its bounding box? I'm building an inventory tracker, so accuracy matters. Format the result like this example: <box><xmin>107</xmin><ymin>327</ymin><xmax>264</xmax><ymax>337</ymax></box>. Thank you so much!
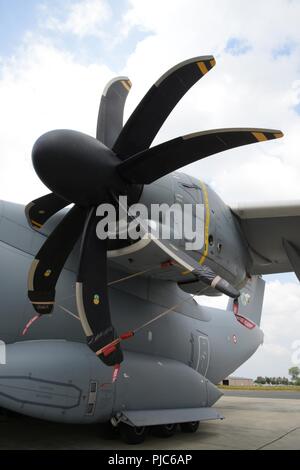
<box><xmin>121</xmin><ymin>80</ymin><xmax>132</xmax><ymax>92</ymax></box>
<box><xmin>197</xmin><ymin>61</ymin><xmax>209</xmax><ymax>75</ymax></box>
<box><xmin>252</xmin><ymin>132</ymin><xmax>268</xmax><ymax>142</ymax></box>
<box><xmin>274</xmin><ymin>132</ymin><xmax>284</xmax><ymax>139</ymax></box>
<box><xmin>210</xmin><ymin>58</ymin><xmax>216</xmax><ymax>67</ymax></box>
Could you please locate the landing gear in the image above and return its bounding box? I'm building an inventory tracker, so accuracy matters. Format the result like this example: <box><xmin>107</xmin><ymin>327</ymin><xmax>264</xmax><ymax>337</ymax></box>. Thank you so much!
<box><xmin>116</xmin><ymin>420</ymin><xmax>199</xmax><ymax>444</ymax></box>
<box><xmin>119</xmin><ymin>422</ymin><xmax>148</xmax><ymax>445</ymax></box>
<box><xmin>152</xmin><ymin>423</ymin><xmax>177</xmax><ymax>438</ymax></box>
<box><xmin>99</xmin><ymin>421</ymin><xmax>119</xmax><ymax>440</ymax></box>
<box><xmin>180</xmin><ymin>421</ymin><xmax>199</xmax><ymax>433</ymax></box>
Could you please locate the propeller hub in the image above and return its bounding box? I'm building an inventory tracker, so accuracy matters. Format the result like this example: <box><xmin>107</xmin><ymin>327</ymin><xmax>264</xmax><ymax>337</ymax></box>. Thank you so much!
<box><xmin>32</xmin><ymin>130</ymin><xmax>125</xmax><ymax>206</ymax></box>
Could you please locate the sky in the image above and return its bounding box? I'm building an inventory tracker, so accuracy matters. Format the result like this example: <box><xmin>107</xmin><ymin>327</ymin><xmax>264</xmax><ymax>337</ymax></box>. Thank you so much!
<box><xmin>0</xmin><ymin>0</ymin><xmax>300</xmax><ymax>379</ymax></box>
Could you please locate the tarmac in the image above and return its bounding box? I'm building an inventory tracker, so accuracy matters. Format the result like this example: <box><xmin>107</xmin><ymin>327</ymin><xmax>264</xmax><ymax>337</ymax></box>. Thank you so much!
<box><xmin>222</xmin><ymin>389</ymin><xmax>300</xmax><ymax>400</ymax></box>
<box><xmin>0</xmin><ymin>392</ymin><xmax>300</xmax><ymax>450</ymax></box>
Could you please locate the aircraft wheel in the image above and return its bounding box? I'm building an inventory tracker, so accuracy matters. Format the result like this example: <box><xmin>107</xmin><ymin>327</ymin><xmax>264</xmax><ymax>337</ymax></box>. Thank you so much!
<box><xmin>119</xmin><ymin>422</ymin><xmax>147</xmax><ymax>445</ymax></box>
<box><xmin>0</xmin><ymin>408</ymin><xmax>8</xmax><ymax>423</ymax></box>
<box><xmin>99</xmin><ymin>421</ymin><xmax>119</xmax><ymax>440</ymax></box>
<box><xmin>180</xmin><ymin>421</ymin><xmax>199</xmax><ymax>433</ymax></box>
<box><xmin>152</xmin><ymin>423</ymin><xmax>177</xmax><ymax>438</ymax></box>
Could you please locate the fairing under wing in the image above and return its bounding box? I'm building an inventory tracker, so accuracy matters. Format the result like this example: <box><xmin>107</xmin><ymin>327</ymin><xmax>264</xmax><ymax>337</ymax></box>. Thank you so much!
<box><xmin>227</xmin><ymin>275</ymin><xmax>265</xmax><ymax>326</ymax></box>
<box><xmin>232</xmin><ymin>200</ymin><xmax>300</xmax><ymax>276</ymax></box>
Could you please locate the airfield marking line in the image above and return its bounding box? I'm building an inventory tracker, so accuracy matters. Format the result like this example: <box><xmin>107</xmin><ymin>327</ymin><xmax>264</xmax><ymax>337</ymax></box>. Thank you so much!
<box><xmin>255</xmin><ymin>426</ymin><xmax>300</xmax><ymax>450</ymax></box>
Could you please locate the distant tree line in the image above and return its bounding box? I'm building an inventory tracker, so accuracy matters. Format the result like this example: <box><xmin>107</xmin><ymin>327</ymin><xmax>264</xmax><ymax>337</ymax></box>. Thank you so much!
<box><xmin>254</xmin><ymin>376</ymin><xmax>289</xmax><ymax>385</ymax></box>
<box><xmin>254</xmin><ymin>366</ymin><xmax>300</xmax><ymax>386</ymax></box>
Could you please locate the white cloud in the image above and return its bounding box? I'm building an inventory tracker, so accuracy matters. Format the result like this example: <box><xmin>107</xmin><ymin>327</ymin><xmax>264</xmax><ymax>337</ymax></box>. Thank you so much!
<box><xmin>199</xmin><ymin>279</ymin><xmax>300</xmax><ymax>378</ymax></box>
<box><xmin>0</xmin><ymin>36</ymin><xmax>113</xmax><ymax>202</ymax></box>
<box><xmin>236</xmin><ymin>281</ymin><xmax>300</xmax><ymax>378</ymax></box>
<box><xmin>119</xmin><ymin>0</ymin><xmax>300</xmax><ymax>205</ymax></box>
<box><xmin>45</xmin><ymin>0</ymin><xmax>112</xmax><ymax>38</ymax></box>
<box><xmin>197</xmin><ymin>295</ymin><xmax>227</xmax><ymax>310</ymax></box>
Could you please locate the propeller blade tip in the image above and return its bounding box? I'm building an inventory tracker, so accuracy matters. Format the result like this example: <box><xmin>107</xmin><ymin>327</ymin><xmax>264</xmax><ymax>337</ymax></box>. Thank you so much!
<box><xmin>274</xmin><ymin>131</ymin><xmax>284</xmax><ymax>139</ymax></box>
<box><xmin>121</xmin><ymin>79</ymin><xmax>132</xmax><ymax>92</ymax></box>
<box><xmin>197</xmin><ymin>56</ymin><xmax>216</xmax><ymax>75</ymax></box>
<box><xmin>210</xmin><ymin>57</ymin><xmax>216</xmax><ymax>68</ymax></box>
<box><xmin>25</xmin><ymin>203</ymin><xmax>43</xmax><ymax>230</ymax></box>
<box><xmin>252</xmin><ymin>130</ymin><xmax>284</xmax><ymax>142</ymax></box>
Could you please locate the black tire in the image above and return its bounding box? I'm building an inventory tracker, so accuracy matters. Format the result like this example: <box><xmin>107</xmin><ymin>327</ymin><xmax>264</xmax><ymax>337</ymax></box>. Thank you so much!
<box><xmin>180</xmin><ymin>421</ymin><xmax>199</xmax><ymax>433</ymax></box>
<box><xmin>0</xmin><ymin>408</ymin><xmax>8</xmax><ymax>423</ymax></box>
<box><xmin>152</xmin><ymin>423</ymin><xmax>177</xmax><ymax>438</ymax></box>
<box><xmin>119</xmin><ymin>422</ymin><xmax>147</xmax><ymax>445</ymax></box>
<box><xmin>99</xmin><ymin>421</ymin><xmax>119</xmax><ymax>440</ymax></box>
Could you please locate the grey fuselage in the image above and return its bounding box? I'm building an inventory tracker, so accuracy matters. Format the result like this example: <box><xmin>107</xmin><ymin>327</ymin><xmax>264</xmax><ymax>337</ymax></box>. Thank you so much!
<box><xmin>0</xmin><ymin>174</ymin><xmax>263</xmax><ymax>424</ymax></box>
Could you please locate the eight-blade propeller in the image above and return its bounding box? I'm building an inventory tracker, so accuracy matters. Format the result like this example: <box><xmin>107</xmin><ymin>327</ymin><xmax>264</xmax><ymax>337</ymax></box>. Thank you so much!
<box><xmin>26</xmin><ymin>56</ymin><xmax>283</xmax><ymax>366</ymax></box>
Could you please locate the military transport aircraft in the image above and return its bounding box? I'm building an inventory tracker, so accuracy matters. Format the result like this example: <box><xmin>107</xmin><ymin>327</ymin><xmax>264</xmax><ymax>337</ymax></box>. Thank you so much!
<box><xmin>0</xmin><ymin>55</ymin><xmax>295</xmax><ymax>444</ymax></box>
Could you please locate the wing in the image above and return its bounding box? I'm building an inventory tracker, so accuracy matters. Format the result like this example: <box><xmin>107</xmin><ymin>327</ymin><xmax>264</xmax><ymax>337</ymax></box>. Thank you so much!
<box><xmin>96</xmin><ymin>76</ymin><xmax>132</xmax><ymax>148</ymax></box>
<box><xmin>232</xmin><ymin>201</ymin><xmax>300</xmax><ymax>278</ymax></box>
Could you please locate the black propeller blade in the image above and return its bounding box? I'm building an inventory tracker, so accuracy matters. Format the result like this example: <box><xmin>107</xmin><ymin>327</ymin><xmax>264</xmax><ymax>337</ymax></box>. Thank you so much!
<box><xmin>113</xmin><ymin>56</ymin><xmax>216</xmax><ymax>159</ymax></box>
<box><xmin>76</xmin><ymin>208</ymin><xmax>123</xmax><ymax>366</ymax></box>
<box><xmin>25</xmin><ymin>193</ymin><xmax>69</xmax><ymax>230</ymax></box>
<box><xmin>97</xmin><ymin>76</ymin><xmax>132</xmax><ymax>149</ymax></box>
<box><xmin>28</xmin><ymin>206</ymin><xmax>87</xmax><ymax>315</ymax></box>
<box><xmin>118</xmin><ymin>128</ymin><xmax>284</xmax><ymax>184</ymax></box>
